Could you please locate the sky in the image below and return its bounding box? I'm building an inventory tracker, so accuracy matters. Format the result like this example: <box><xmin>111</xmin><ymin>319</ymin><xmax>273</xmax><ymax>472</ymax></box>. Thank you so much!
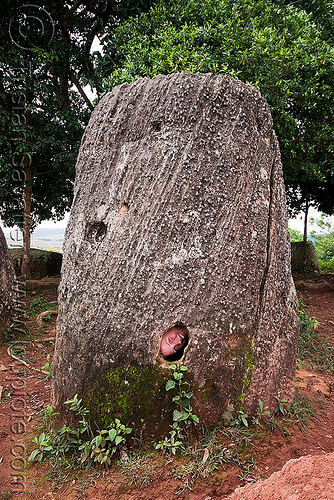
<box><xmin>14</xmin><ymin>206</ymin><xmax>327</xmax><ymax>234</ymax></box>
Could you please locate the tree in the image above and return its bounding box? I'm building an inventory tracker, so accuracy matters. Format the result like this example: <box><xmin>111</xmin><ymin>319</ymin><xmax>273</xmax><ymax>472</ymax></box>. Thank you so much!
<box><xmin>0</xmin><ymin>0</ymin><xmax>153</xmax><ymax>279</ymax></box>
<box><xmin>98</xmin><ymin>0</ymin><xmax>334</xmax><ymax>217</ymax></box>
<box><xmin>273</xmin><ymin>0</ymin><xmax>334</xmax><ymax>43</ymax></box>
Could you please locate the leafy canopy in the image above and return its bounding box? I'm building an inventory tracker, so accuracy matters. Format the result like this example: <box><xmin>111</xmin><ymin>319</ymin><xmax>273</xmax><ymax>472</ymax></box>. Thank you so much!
<box><xmin>0</xmin><ymin>0</ymin><xmax>153</xmax><ymax>231</ymax></box>
<box><xmin>99</xmin><ymin>0</ymin><xmax>334</xmax><ymax>214</ymax></box>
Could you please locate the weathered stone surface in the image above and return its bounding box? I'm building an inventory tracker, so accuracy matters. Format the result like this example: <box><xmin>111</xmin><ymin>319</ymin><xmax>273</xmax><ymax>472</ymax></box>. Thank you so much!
<box><xmin>0</xmin><ymin>226</ymin><xmax>16</xmax><ymax>340</ymax></box>
<box><xmin>291</xmin><ymin>241</ymin><xmax>320</xmax><ymax>273</ymax></box>
<box><xmin>52</xmin><ymin>73</ymin><xmax>299</xmax><ymax>431</ymax></box>
<box><xmin>9</xmin><ymin>248</ymin><xmax>62</xmax><ymax>279</ymax></box>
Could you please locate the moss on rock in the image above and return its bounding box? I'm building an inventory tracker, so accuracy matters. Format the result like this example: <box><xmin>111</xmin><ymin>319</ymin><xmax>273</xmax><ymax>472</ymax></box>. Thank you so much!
<box><xmin>83</xmin><ymin>364</ymin><xmax>174</xmax><ymax>438</ymax></box>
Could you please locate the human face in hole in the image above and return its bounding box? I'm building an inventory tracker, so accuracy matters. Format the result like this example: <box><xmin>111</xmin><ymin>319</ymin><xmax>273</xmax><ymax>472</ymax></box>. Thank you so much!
<box><xmin>160</xmin><ymin>326</ymin><xmax>188</xmax><ymax>358</ymax></box>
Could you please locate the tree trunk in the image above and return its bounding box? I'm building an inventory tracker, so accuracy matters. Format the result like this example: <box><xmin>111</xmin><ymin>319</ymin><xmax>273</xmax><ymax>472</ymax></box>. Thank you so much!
<box><xmin>302</xmin><ymin>195</ymin><xmax>309</xmax><ymax>266</ymax></box>
<box><xmin>59</xmin><ymin>75</ymin><xmax>71</xmax><ymax>108</ymax></box>
<box><xmin>21</xmin><ymin>159</ymin><xmax>32</xmax><ymax>280</ymax></box>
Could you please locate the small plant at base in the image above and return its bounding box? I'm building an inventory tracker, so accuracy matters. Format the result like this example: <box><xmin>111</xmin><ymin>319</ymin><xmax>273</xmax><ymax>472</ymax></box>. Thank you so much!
<box><xmin>119</xmin><ymin>453</ymin><xmax>155</xmax><ymax>487</ymax></box>
<box><xmin>231</xmin><ymin>410</ymin><xmax>249</xmax><ymax>427</ymax></box>
<box><xmin>251</xmin><ymin>399</ymin><xmax>271</xmax><ymax>425</ymax></box>
<box><xmin>28</xmin><ymin>297</ymin><xmax>49</xmax><ymax>316</ymax></box>
<box><xmin>289</xmin><ymin>388</ymin><xmax>317</xmax><ymax>426</ymax></box>
<box><xmin>264</xmin><ymin>415</ymin><xmax>280</xmax><ymax>431</ymax></box>
<box><xmin>156</xmin><ymin>364</ymin><xmax>199</xmax><ymax>454</ymax></box>
<box><xmin>173</xmin><ymin>443</ymin><xmax>225</xmax><ymax>494</ymax></box>
<box><xmin>37</xmin><ymin>405</ymin><xmax>59</xmax><ymax>433</ymax></box>
<box><xmin>28</xmin><ymin>432</ymin><xmax>55</xmax><ymax>463</ymax></box>
<box><xmin>28</xmin><ymin>395</ymin><xmax>132</xmax><ymax>467</ymax></box>
<box><xmin>230</xmin><ymin>400</ymin><xmax>271</xmax><ymax>428</ymax></box>
<box><xmin>274</xmin><ymin>396</ymin><xmax>288</xmax><ymax>416</ymax></box>
<box><xmin>40</xmin><ymin>354</ymin><xmax>53</xmax><ymax>380</ymax></box>
<box><xmin>155</xmin><ymin>430</ymin><xmax>183</xmax><ymax>455</ymax></box>
<box><xmin>79</xmin><ymin>418</ymin><xmax>132</xmax><ymax>466</ymax></box>
<box><xmin>238</xmin><ymin>455</ymin><xmax>260</xmax><ymax>483</ymax></box>
<box><xmin>28</xmin><ymin>297</ymin><xmax>57</xmax><ymax>317</ymax></box>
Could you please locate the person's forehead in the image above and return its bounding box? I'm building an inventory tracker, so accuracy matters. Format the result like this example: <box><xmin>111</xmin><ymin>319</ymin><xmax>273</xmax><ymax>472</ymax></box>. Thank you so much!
<box><xmin>166</xmin><ymin>329</ymin><xmax>178</xmax><ymax>337</ymax></box>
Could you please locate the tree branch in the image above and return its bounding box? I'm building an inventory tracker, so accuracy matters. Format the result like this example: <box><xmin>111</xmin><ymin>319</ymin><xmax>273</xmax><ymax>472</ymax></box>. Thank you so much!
<box><xmin>83</xmin><ymin>1</ymin><xmax>116</xmax><ymax>56</ymax></box>
<box><xmin>82</xmin><ymin>0</ymin><xmax>114</xmax><ymax>17</ymax></box>
<box><xmin>70</xmin><ymin>72</ymin><xmax>94</xmax><ymax>110</ymax></box>
<box><xmin>69</xmin><ymin>0</ymin><xmax>82</xmax><ymax>14</ymax></box>
<box><xmin>84</xmin><ymin>17</ymin><xmax>102</xmax><ymax>56</ymax></box>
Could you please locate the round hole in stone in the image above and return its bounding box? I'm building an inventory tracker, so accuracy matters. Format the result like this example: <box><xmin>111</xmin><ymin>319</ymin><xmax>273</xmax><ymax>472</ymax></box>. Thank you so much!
<box><xmin>152</xmin><ymin>120</ymin><xmax>161</xmax><ymax>132</ymax></box>
<box><xmin>85</xmin><ymin>221</ymin><xmax>107</xmax><ymax>243</ymax></box>
<box><xmin>160</xmin><ymin>323</ymin><xmax>189</xmax><ymax>362</ymax></box>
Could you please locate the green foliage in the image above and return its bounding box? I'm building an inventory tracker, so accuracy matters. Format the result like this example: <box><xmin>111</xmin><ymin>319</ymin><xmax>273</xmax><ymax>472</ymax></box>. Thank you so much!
<box><xmin>0</xmin><ymin>0</ymin><xmax>153</xmax><ymax>270</ymax></box>
<box><xmin>273</xmin><ymin>396</ymin><xmax>288</xmax><ymax>416</ymax></box>
<box><xmin>230</xmin><ymin>410</ymin><xmax>249</xmax><ymax>428</ymax></box>
<box><xmin>172</xmin><ymin>451</ymin><xmax>220</xmax><ymax>493</ymax></box>
<box><xmin>230</xmin><ymin>399</ymin><xmax>271</xmax><ymax>427</ymax></box>
<box><xmin>156</xmin><ymin>364</ymin><xmax>199</xmax><ymax>454</ymax></box>
<box><xmin>252</xmin><ymin>399</ymin><xmax>271</xmax><ymax>425</ymax></box>
<box><xmin>100</xmin><ymin>0</ymin><xmax>334</xmax><ymax>215</ymax></box>
<box><xmin>290</xmin><ymin>388</ymin><xmax>317</xmax><ymax>426</ymax></box>
<box><xmin>310</xmin><ymin>213</ymin><xmax>334</xmax><ymax>233</ymax></box>
<box><xmin>3</xmin><ymin>323</ymin><xmax>15</xmax><ymax>344</ymax></box>
<box><xmin>79</xmin><ymin>418</ymin><xmax>132</xmax><ymax>466</ymax></box>
<box><xmin>38</xmin><ymin>404</ymin><xmax>58</xmax><ymax>433</ymax></box>
<box><xmin>298</xmin><ymin>299</ymin><xmax>334</xmax><ymax>372</ymax></box>
<box><xmin>118</xmin><ymin>453</ymin><xmax>155</xmax><ymax>487</ymax></box>
<box><xmin>1</xmin><ymin>490</ymin><xmax>13</xmax><ymax>499</ymax></box>
<box><xmin>28</xmin><ymin>394</ymin><xmax>132</xmax><ymax>467</ymax></box>
<box><xmin>288</xmin><ymin>228</ymin><xmax>303</xmax><ymax>242</ymax></box>
<box><xmin>28</xmin><ymin>297</ymin><xmax>54</xmax><ymax>317</ymax></box>
<box><xmin>40</xmin><ymin>354</ymin><xmax>53</xmax><ymax>380</ymax></box>
<box><xmin>312</xmin><ymin>232</ymin><xmax>334</xmax><ymax>270</ymax></box>
<box><xmin>309</xmin><ymin>214</ymin><xmax>334</xmax><ymax>270</ymax></box>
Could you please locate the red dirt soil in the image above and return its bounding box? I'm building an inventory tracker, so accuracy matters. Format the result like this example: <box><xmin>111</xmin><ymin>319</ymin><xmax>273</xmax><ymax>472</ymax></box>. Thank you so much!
<box><xmin>227</xmin><ymin>452</ymin><xmax>334</xmax><ymax>500</ymax></box>
<box><xmin>0</xmin><ymin>274</ymin><xmax>333</xmax><ymax>499</ymax></box>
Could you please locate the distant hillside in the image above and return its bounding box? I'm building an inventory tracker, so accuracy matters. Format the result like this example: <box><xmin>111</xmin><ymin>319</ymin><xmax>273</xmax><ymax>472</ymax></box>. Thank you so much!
<box><xmin>4</xmin><ymin>226</ymin><xmax>65</xmax><ymax>252</ymax></box>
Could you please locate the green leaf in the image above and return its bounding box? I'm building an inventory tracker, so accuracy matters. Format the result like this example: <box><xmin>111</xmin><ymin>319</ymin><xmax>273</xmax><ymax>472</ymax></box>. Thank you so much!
<box><xmin>108</xmin><ymin>428</ymin><xmax>117</xmax><ymax>441</ymax></box>
<box><xmin>180</xmin><ymin>411</ymin><xmax>189</xmax><ymax>421</ymax></box>
<box><xmin>38</xmin><ymin>432</ymin><xmax>46</xmax><ymax>445</ymax></box>
<box><xmin>165</xmin><ymin>379</ymin><xmax>176</xmax><ymax>391</ymax></box>
<box><xmin>241</xmin><ymin>414</ymin><xmax>248</xmax><ymax>427</ymax></box>
<box><xmin>181</xmin><ymin>398</ymin><xmax>191</xmax><ymax>408</ymax></box>
<box><xmin>173</xmin><ymin>409</ymin><xmax>183</xmax><ymax>421</ymax></box>
<box><xmin>28</xmin><ymin>449</ymin><xmax>41</xmax><ymax>462</ymax></box>
<box><xmin>115</xmin><ymin>435</ymin><xmax>123</xmax><ymax>446</ymax></box>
